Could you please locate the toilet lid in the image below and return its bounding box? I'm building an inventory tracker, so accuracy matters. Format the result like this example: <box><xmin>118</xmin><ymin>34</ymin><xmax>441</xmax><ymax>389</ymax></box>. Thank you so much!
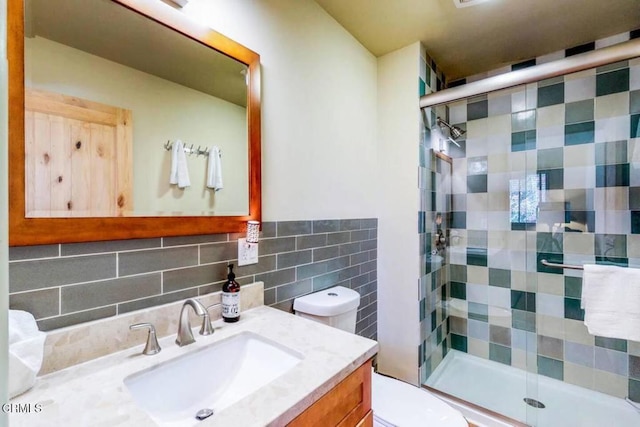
<box><xmin>372</xmin><ymin>371</ymin><xmax>468</xmax><ymax>427</ymax></box>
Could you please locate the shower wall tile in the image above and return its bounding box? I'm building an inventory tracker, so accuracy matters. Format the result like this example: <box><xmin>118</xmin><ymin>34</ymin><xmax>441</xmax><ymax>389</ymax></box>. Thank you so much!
<box><xmin>437</xmin><ymin>55</ymin><xmax>640</xmax><ymax>400</ymax></box>
<box><xmin>594</xmin><ymin>347</ymin><xmax>628</xmax><ymax>376</ymax></box>
<box><xmin>538</xmin><ymin>355</ymin><xmax>564</xmax><ymax>380</ymax></box>
<box><xmin>9</xmin><ymin>218</ymin><xmax>378</xmax><ymax>338</ymax></box>
<box><xmin>565</xmin><ymin>121</ymin><xmax>595</xmax><ymax>145</ymax></box>
<box><xmin>565</xmin><ymin>341</ymin><xmax>595</xmax><ymax>368</ymax></box>
<box><xmin>538</xmin><ymin>83</ymin><xmax>565</xmax><ymax>108</ymax></box>
<box><xmin>597</xmin><ymin>68</ymin><xmax>630</xmax><ymax>97</ymax></box>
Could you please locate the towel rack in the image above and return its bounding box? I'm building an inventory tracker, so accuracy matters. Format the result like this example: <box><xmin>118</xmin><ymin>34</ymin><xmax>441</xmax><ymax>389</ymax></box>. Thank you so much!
<box><xmin>540</xmin><ymin>259</ymin><xmax>584</xmax><ymax>270</ymax></box>
<box><xmin>163</xmin><ymin>140</ymin><xmax>221</xmax><ymax>158</ymax></box>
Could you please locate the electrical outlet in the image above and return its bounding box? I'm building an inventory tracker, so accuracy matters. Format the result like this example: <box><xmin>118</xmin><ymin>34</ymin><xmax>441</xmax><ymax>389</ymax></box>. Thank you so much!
<box><xmin>238</xmin><ymin>238</ymin><xmax>259</xmax><ymax>266</ymax></box>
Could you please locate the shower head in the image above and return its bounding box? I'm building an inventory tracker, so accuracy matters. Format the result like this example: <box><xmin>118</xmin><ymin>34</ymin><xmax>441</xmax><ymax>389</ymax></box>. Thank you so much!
<box><xmin>437</xmin><ymin>117</ymin><xmax>466</xmax><ymax>140</ymax></box>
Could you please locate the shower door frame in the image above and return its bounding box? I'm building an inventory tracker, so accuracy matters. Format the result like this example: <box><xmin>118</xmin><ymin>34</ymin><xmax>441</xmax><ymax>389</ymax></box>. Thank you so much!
<box><xmin>419</xmin><ymin>39</ymin><xmax>640</xmax><ymax>109</ymax></box>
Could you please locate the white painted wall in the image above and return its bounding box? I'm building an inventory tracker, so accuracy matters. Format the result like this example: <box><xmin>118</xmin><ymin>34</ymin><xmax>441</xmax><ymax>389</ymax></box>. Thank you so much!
<box><xmin>376</xmin><ymin>42</ymin><xmax>421</xmax><ymax>385</ymax></box>
<box><xmin>182</xmin><ymin>0</ymin><xmax>378</xmax><ymax>221</ymax></box>
<box><xmin>0</xmin><ymin>0</ymin><xmax>9</xmax><ymax>418</ymax></box>
<box><xmin>25</xmin><ymin>37</ymin><xmax>248</xmax><ymax>216</ymax></box>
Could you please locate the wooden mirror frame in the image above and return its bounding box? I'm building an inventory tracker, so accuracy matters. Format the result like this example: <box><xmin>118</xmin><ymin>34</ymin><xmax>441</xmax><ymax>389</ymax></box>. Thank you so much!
<box><xmin>8</xmin><ymin>0</ymin><xmax>261</xmax><ymax>246</ymax></box>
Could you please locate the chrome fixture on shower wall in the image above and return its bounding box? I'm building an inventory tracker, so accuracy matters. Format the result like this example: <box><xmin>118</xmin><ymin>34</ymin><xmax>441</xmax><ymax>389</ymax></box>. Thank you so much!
<box><xmin>436</xmin><ymin>117</ymin><xmax>466</xmax><ymax>147</ymax></box>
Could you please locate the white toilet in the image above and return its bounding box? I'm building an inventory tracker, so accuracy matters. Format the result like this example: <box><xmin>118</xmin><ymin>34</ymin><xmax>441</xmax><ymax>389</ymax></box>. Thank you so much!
<box><xmin>294</xmin><ymin>286</ymin><xmax>468</xmax><ymax>427</ymax></box>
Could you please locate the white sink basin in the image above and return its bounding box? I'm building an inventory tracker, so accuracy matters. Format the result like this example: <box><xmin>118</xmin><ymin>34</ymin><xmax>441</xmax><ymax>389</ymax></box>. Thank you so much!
<box><xmin>124</xmin><ymin>331</ymin><xmax>304</xmax><ymax>426</ymax></box>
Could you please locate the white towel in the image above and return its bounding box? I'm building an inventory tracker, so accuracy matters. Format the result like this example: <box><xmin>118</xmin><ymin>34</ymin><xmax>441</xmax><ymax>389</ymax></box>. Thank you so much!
<box><xmin>206</xmin><ymin>146</ymin><xmax>223</xmax><ymax>191</ymax></box>
<box><xmin>581</xmin><ymin>264</ymin><xmax>640</xmax><ymax>341</ymax></box>
<box><xmin>9</xmin><ymin>310</ymin><xmax>46</xmax><ymax>398</ymax></box>
<box><xmin>169</xmin><ymin>140</ymin><xmax>190</xmax><ymax>189</ymax></box>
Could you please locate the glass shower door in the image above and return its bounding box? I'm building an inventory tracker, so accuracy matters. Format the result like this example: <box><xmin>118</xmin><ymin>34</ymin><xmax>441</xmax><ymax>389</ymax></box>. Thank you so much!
<box><xmin>421</xmin><ymin>83</ymin><xmax>540</xmax><ymax>427</ymax></box>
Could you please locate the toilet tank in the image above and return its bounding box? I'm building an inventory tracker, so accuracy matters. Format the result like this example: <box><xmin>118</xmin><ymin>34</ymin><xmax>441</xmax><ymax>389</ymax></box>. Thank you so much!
<box><xmin>293</xmin><ymin>286</ymin><xmax>360</xmax><ymax>333</ymax></box>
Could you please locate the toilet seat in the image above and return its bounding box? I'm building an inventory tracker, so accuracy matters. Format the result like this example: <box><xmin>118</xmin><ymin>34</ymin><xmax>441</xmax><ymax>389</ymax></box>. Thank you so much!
<box><xmin>372</xmin><ymin>371</ymin><xmax>468</xmax><ymax>427</ymax></box>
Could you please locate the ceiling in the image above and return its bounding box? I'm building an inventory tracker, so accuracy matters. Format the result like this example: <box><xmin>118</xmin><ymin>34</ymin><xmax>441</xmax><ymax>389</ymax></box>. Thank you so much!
<box><xmin>313</xmin><ymin>0</ymin><xmax>640</xmax><ymax>82</ymax></box>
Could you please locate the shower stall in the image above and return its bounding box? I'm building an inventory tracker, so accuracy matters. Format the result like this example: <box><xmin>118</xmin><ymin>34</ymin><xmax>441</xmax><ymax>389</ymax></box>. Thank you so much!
<box><xmin>418</xmin><ymin>38</ymin><xmax>640</xmax><ymax>426</ymax></box>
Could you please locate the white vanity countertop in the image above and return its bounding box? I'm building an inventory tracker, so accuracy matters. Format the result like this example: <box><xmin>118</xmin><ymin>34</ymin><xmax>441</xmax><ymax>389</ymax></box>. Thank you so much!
<box><xmin>9</xmin><ymin>306</ymin><xmax>378</xmax><ymax>427</ymax></box>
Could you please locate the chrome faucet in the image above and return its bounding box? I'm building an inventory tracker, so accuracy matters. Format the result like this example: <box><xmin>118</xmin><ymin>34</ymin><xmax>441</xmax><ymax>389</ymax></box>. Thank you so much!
<box><xmin>175</xmin><ymin>298</ymin><xmax>214</xmax><ymax>346</ymax></box>
<box><xmin>129</xmin><ymin>323</ymin><xmax>161</xmax><ymax>355</ymax></box>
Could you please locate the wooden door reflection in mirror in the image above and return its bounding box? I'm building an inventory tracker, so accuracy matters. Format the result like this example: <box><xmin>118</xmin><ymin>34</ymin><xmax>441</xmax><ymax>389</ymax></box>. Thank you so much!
<box><xmin>9</xmin><ymin>0</ymin><xmax>261</xmax><ymax>245</ymax></box>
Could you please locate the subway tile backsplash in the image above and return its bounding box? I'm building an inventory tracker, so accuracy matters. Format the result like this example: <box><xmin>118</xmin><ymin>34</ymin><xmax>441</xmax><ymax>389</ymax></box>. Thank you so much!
<box><xmin>9</xmin><ymin>218</ymin><xmax>377</xmax><ymax>338</ymax></box>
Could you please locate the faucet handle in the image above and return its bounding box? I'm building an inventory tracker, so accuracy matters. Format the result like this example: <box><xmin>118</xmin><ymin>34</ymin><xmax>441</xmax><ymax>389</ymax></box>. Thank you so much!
<box><xmin>130</xmin><ymin>323</ymin><xmax>162</xmax><ymax>355</ymax></box>
<box><xmin>199</xmin><ymin>305</ymin><xmax>214</xmax><ymax>336</ymax></box>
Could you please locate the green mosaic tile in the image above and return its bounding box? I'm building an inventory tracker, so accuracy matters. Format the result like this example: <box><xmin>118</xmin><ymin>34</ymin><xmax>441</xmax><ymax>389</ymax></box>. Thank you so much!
<box><xmin>538</xmin><ymin>355</ymin><xmax>564</xmax><ymax>380</ymax></box>
<box><xmin>633</xmin><ymin>211</ymin><xmax>640</xmax><ymax>234</ymax></box>
<box><xmin>629</xmin><ymin>379</ymin><xmax>640</xmax><ymax>402</ymax></box>
<box><xmin>564</xmin><ymin>276</ymin><xmax>582</xmax><ymax>298</ymax></box>
<box><xmin>565</xmin><ymin>121</ymin><xmax>595</xmax><ymax>146</ymax></box>
<box><xmin>467</xmin><ymin>248</ymin><xmax>488</xmax><ymax>266</ymax></box>
<box><xmin>511</xmin><ymin>130</ymin><xmax>536</xmax><ymax>152</ymax></box>
<box><xmin>630</xmin><ymin>355</ymin><xmax>640</xmax><ymax>381</ymax></box>
<box><xmin>490</xmin><ymin>343</ymin><xmax>512</xmax><ymax>366</ymax></box>
<box><xmin>565</xmin><ymin>99</ymin><xmax>594</xmax><ymax>124</ymax></box>
<box><xmin>596</xmin><ymin>164</ymin><xmax>630</xmax><ymax>187</ymax></box>
<box><xmin>567</xmin><ymin>42</ymin><xmax>594</xmax><ymax>57</ymax></box>
<box><xmin>467</xmin><ymin>175</ymin><xmax>488</xmax><ymax>193</ymax></box>
<box><xmin>595</xmin><ymin>141</ymin><xmax>628</xmax><ymax>166</ymax></box>
<box><xmin>419</xmin><ymin>77</ymin><xmax>427</xmax><ymax>97</ymax></box>
<box><xmin>489</xmin><ymin>268</ymin><xmax>511</xmax><ymax>288</ymax></box>
<box><xmin>451</xmin><ymin>281</ymin><xmax>467</xmax><ymax>300</ymax></box>
<box><xmin>451</xmin><ymin>333</ymin><xmax>468</xmax><ymax>353</ymax></box>
<box><xmin>564</xmin><ymin>297</ymin><xmax>584</xmax><ymax>321</ymax></box>
<box><xmin>596</xmin><ymin>60</ymin><xmax>628</xmax><ymax>74</ymax></box>
<box><xmin>596</xmin><ymin>68</ymin><xmax>630</xmax><ymax>97</ymax></box>
<box><xmin>512</xmin><ymin>310</ymin><xmax>536</xmax><ymax>332</ymax></box>
<box><xmin>467</xmin><ymin>100</ymin><xmax>488</xmax><ymax>121</ymax></box>
<box><xmin>595</xmin><ymin>336</ymin><xmax>628</xmax><ymax>353</ymax></box>
<box><xmin>450</xmin><ymin>264</ymin><xmax>467</xmax><ymax>282</ymax></box>
<box><xmin>630</xmin><ymin>187</ymin><xmax>640</xmax><ymax>210</ymax></box>
<box><xmin>511</xmin><ymin>290</ymin><xmax>536</xmax><ymax>312</ymax></box>
<box><xmin>631</xmin><ymin>114</ymin><xmax>640</xmax><ymax>138</ymax></box>
<box><xmin>538</xmin><ymin>83</ymin><xmax>565</xmax><ymax>107</ymax></box>
<box><xmin>537</xmin><ymin>148</ymin><xmax>564</xmax><ymax>170</ymax></box>
<box><xmin>630</xmin><ymin>90</ymin><xmax>640</xmax><ymax>114</ymax></box>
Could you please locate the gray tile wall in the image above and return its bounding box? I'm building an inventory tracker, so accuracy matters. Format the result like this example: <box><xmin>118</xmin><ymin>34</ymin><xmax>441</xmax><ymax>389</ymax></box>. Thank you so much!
<box><xmin>9</xmin><ymin>218</ymin><xmax>378</xmax><ymax>339</ymax></box>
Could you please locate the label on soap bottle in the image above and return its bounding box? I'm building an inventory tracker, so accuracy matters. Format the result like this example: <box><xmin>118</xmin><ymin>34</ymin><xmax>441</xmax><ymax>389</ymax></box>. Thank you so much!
<box><xmin>222</xmin><ymin>292</ymin><xmax>240</xmax><ymax>319</ymax></box>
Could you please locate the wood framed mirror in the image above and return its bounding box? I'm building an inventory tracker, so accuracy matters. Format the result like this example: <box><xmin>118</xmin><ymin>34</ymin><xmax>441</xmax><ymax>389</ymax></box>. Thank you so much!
<box><xmin>8</xmin><ymin>0</ymin><xmax>261</xmax><ymax>246</ymax></box>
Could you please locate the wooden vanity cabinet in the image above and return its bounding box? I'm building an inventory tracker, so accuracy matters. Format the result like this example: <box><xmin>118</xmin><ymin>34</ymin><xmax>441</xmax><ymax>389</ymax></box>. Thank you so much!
<box><xmin>288</xmin><ymin>359</ymin><xmax>373</xmax><ymax>427</ymax></box>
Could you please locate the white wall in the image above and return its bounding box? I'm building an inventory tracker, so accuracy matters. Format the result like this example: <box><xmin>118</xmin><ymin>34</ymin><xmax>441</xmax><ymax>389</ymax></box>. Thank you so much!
<box><xmin>376</xmin><ymin>42</ymin><xmax>421</xmax><ymax>385</ymax></box>
<box><xmin>0</xmin><ymin>0</ymin><xmax>9</xmax><ymax>419</ymax></box>
<box><xmin>182</xmin><ymin>0</ymin><xmax>378</xmax><ymax>221</ymax></box>
<box><xmin>25</xmin><ymin>37</ymin><xmax>248</xmax><ymax>216</ymax></box>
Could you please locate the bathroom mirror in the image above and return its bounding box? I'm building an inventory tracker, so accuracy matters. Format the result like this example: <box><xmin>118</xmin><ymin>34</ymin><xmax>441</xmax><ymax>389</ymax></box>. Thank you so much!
<box><xmin>9</xmin><ymin>0</ymin><xmax>261</xmax><ymax>245</ymax></box>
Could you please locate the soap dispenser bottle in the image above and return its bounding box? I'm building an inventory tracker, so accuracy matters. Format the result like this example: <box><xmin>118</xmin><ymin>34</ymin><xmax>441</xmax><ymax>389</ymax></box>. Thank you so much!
<box><xmin>222</xmin><ymin>264</ymin><xmax>241</xmax><ymax>323</ymax></box>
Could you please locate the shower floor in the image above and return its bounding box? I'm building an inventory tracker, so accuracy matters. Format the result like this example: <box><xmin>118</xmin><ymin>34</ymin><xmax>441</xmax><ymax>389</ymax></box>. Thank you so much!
<box><xmin>425</xmin><ymin>350</ymin><xmax>640</xmax><ymax>427</ymax></box>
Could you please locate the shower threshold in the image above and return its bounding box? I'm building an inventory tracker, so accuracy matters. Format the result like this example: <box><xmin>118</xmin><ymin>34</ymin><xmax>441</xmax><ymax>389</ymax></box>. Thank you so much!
<box><xmin>425</xmin><ymin>350</ymin><xmax>640</xmax><ymax>427</ymax></box>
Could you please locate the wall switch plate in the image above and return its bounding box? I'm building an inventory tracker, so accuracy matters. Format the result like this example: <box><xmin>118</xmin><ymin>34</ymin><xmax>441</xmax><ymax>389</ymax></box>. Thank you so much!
<box><xmin>238</xmin><ymin>238</ymin><xmax>259</xmax><ymax>266</ymax></box>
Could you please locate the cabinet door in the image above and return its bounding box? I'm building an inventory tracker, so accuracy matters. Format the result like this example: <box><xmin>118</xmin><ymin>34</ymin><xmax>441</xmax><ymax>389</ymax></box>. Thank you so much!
<box><xmin>25</xmin><ymin>89</ymin><xmax>133</xmax><ymax>217</ymax></box>
<box><xmin>288</xmin><ymin>360</ymin><xmax>372</xmax><ymax>427</ymax></box>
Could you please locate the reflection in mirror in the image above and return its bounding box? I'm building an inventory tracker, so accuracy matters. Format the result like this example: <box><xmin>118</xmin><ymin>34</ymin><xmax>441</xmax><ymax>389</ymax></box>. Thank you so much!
<box><xmin>25</xmin><ymin>0</ymin><xmax>249</xmax><ymax>217</ymax></box>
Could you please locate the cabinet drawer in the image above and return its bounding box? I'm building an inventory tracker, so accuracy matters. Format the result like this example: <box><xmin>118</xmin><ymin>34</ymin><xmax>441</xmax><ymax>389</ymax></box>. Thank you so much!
<box><xmin>288</xmin><ymin>360</ymin><xmax>372</xmax><ymax>427</ymax></box>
